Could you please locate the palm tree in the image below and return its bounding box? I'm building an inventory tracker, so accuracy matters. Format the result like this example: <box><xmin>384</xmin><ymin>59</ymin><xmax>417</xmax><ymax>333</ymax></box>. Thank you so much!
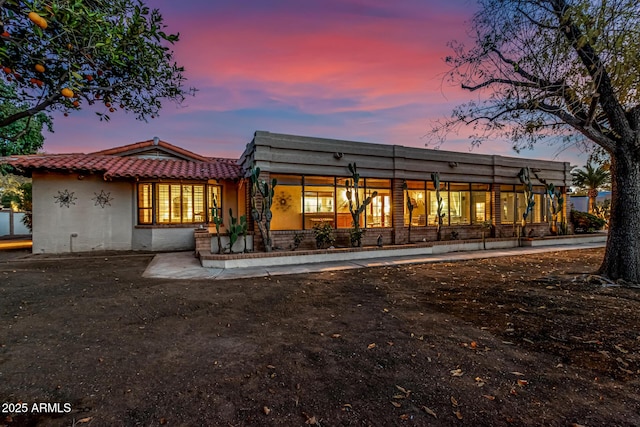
<box><xmin>571</xmin><ymin>163</ymin><xmax>611</xmax><ymax>214</ymax></box>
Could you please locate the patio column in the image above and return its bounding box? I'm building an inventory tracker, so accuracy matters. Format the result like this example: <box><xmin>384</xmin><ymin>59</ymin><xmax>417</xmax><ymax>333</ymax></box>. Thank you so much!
<box><xmin>391</xmin><ymin>178</ymin><xmax>406</xmax><ymax>244</ymax></box>
<box><xmin>491</xmin><ymin>183</ymin><xmax>501</xmax><ymax>228</ymax></box>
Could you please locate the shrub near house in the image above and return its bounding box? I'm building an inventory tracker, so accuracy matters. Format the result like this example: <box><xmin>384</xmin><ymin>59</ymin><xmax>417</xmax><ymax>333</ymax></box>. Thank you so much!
<box><xmin>570</xmin><ymin>210</ymin><xmax>606</xmax><ymax>234</ymax></box>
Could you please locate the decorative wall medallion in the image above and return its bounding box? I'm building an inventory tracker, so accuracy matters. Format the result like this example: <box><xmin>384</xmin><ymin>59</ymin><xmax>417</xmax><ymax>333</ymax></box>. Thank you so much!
<box><xmin>275</xmin><ymin>191</ymin><xmax>292</xmax><ymax>212</ymax></box>
<box><xmin>53</xmin><ymin>189</ymin><xmax>77</xmax><ymax>208</ymax></box>
<box><xmin>92</xmin><ymin>190</ymin><xmax>113</xmax><ymax>208</ymax></box>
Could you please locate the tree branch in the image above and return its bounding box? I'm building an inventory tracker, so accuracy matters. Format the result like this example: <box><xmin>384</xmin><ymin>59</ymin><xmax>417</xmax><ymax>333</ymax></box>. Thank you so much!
<box><xmin>0</xmin><ymin>93</ymin><xmax>61</xmax><ymax>128</ymax></box>
<box><xmin>462</xmin><ymin>78</ymin><xmax>540</xmax><ymax>91</ymax></box>
<box><xmin>538</xmin><ymin>101</ymin><xmax>616</xmax><ymax>152</ymax></box>
<box><xmin>549</xmin><ymin>0</ymin><xmax>632</xmax><ymax>142</ymax></box>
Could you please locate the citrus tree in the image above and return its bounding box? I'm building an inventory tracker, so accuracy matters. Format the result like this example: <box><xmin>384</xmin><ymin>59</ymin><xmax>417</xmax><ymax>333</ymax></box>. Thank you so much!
<box><xmin>438</xmin><ymin>0</ymin><xmax>640</xmax><ymax>284</ymax></box>
<box><xmin>0</xmin><ymin>0</ymin><xmax>193</xmax><ymax>130</ymax></box>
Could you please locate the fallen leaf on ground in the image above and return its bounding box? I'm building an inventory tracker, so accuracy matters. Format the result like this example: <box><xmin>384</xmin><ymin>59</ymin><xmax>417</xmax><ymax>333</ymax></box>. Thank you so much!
<box><xmin>342</xmin><ymin>403</ymin><xmax>352</xmax><ymax>411</ymax></box>
<box><xmin>396</xmin><ymin>385</ymin><xmax>409</xmax><ymax>394</ymax></box>
<box><xmin>367</xmin><ymin>343</ymin><xmax>376</xmax><ymax>350</ymax></box>
<box><xmin>482</xmin><ymin>395</ymin><xmax>495</xmax><ymax>400</ymax></box>
<box><xmin>614</xmin><ymin>344</ymin><xmax>629</xmax><ymax>354</ymax></box>
<box><xmin>511</xmin><ymin>371</ymin><xmax>525</xmax><ymax>376</ymax></box>
<box><xmin>263</xmin><ymin>406</ymin><xmax>271</xmax><ymax>415</ymax></box>
<box><xmin>399</xmin><ymin>414</ymin><xmax>410</xmax><ymax>420</ymax></box>
<box><xmin>391</xmin><ymin>401</ymin><xmax>401</xmax><ymax>408</ymax></box>
<box><xmin>450</xmin><ymin>396</ymin><xmax>459</xmax><ymax>407</ymax></box>
<box><xmin>450</xmin><ymin>368</ymin><xmax>464</xmax><ymax>377</ymax></box>
<box><xmin>422</xmin><ymin>406</ymin><xmax>437</xmax><ymax>418</ymax></box>
<box><xmin>77</xmin><ymin>418</ymin><xmax>92</xmax><ymax>424</ymax></box>
<box><xmin>517</xmin><ymin>379</ymin><xmax>529</xmax><ymax>386</ymax></box>
<box><xmin>470</xmin><ymin>341</ymin><xmax>478</xmax><ymax>349</ymax></box>
<box><xmin>475</xmin><ymin>377</ymin><xmax>485</xmax><ymax>387</ymax></box>
<box><xmin>331</xmin><ymin>334</ymin><xmax>341</xmax><ymax>338</ymax></box>
<box><xmin>454</xmin><ymin>410</ymin><xmax>463</xmax><ymax>420</ymax></box>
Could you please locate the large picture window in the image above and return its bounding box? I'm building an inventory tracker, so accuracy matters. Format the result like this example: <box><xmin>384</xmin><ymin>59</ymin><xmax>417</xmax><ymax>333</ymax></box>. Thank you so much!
<box><xmin>267</xmin><ymin>175</ymin><xmax>393</xmax><ymax>230</ymax></box>
<box><xmin>366</xmin><ymin>179</ymin><xmax>391</xmax><ymax>228</ymax></box>
<box><xmin>471</xmin><ymin>184</ymin><xmax>491</xmax><ymax>224</ymax></box>
<box><xmin>137</xmin><ymin>183</ymin><xmax>219</xmax><ymax>225</ymax></box>
<box><xmin>138</xmin><ymin>183</ymin><xmax>153</xmax><ymax>224</ymax></box>
<box><xmin>404</xmin><ymin>180</ymin><xmax>427</xmax><ymax>226</ymax></box>
<box><xmin>501</xmin><ymin>184</ymin><xmax>547</xmax><ymax>225</ymax></box>
<box><xmin>271</xmin><ymin>175</ymin><xmax>303</xmax><ymax>231</ymax></box>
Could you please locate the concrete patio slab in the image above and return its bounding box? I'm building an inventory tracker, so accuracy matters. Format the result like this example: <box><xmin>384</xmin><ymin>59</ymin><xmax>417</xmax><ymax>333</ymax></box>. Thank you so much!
<box><xmin>143</xmin><ymin>241</ymin><xmax>606</xmax><ymax>280</ymax></box>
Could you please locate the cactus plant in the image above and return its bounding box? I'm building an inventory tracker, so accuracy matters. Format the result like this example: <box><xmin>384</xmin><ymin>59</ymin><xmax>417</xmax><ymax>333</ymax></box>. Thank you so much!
<box><xmin>250</xmin><ymin>166</ymin><xmax>277</xmax><ymax>252</ymax></box>
<box><xmin>345</xmin><ymin>163</ymin><xmax>377</xmax><ymax>247</ymax></box>
<box><xmin>403</xmin><ymin>180</ymin><xmax>414</xmax><ymax>243</ymax></box>
<box><xmin>211</xmin><ymin>197</ymin><xmax>223</xmax><ymax>254</ymax></box>
<box><xmin>533</xmin><ymin>171</ymin><xmax>566</xmax><ymax>235</ymax></box>
<box><xmin>227</xmin><ymin>208</ymin><xmax>245</xmax><ymax>253</ymax></box>
<box><xmin>239</xmin><ymin>214</ymin><xmax>248</xmax><ymax>252</ymax></box>
<box><xmin>517</xmin><ymin>167</ymin><xmax>536</xmax><ymax>238</ymax></box>
<box><xmin>431</xmin><ymin>172</ymin><xmax>446</xmax><ymax>241</ymax></box>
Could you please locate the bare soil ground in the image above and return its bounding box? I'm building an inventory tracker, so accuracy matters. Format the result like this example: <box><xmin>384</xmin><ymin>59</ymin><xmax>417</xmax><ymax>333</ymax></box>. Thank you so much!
<box><xmin>0</xmin><ymin>247</ymin><xmax>639</xmax><ymax>426</ymax></box>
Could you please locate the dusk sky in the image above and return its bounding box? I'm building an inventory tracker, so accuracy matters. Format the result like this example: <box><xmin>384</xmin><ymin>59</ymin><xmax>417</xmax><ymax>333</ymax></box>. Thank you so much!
<box><xmin>43</xmin><ymin>0</ymin><xmax>587</xmax><ymax>166</ymax></box>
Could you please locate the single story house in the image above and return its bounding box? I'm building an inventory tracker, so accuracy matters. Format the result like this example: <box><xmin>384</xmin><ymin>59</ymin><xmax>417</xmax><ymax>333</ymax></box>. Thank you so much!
<box><xmin>3</xmin><ymin>131</ymin><xmax>572</xmax><ymax>253</ymax></box>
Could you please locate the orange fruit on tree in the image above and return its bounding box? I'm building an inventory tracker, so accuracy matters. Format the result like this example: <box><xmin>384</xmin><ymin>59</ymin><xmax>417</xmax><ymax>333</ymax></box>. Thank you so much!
<box><xmin>35</xmin><ymin>64</ymin><xmax>45</xmax><ymax>73</ymax></box>
<box><xmin>28</xmin><ymin>12</ymin><xmax>48</xmax><ymax>30</ymax></box>
<box><xmin>61</xmin><ymin>88</ymin><xmax>74</xmax><ymax>98</ymax></box>
<box><xmin>1</xmin><ymin>31</ymin><xmax>9</xmax><ymax>38</ymax></box>
<box><xmin>3</xmin><ymin>66</ymin><xmax>11</xmax><ymax>74</ymax></box>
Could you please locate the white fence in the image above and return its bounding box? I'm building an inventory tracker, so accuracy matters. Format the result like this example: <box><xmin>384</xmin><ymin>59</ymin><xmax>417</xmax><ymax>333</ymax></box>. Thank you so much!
<box><xmin>0</xmin><ymin>209</ymin><xmax>31</xmax><ymax>236</ymax></box>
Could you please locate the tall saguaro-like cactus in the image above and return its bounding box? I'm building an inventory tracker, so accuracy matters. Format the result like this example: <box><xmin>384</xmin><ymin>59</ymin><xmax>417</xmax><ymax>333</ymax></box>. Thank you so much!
<box><xmin>250</xmin><ymin>167</ymin><xmax>277</xmax><ymax>252</ymax></box>
<box><xmin>431</xmin><ymin>172</ymin><xmax>446</xmax><ymax>241</ymax></box>
<box><xmin>517</xmin><ymin>167</ymin><xmax>536</xmax><ymax>238</ymax></box>
<box><xmin>533</xmin><ymin>171</ymin><xmax>565</xmax><ymax>235</ymax></box>
<box><xmin>211</xmin><ymin>197</ymin><xmax>223</xmax><ymax>254</ymax></box>
<box><xmin>403</xmin><ymin>180</ymin><xmax>414</xmax><ymax>243</ymax></box>
<box><xmin>345</xmin><ymin>163</ymin><xmax>377</xmax><ymax>247</ymax></box>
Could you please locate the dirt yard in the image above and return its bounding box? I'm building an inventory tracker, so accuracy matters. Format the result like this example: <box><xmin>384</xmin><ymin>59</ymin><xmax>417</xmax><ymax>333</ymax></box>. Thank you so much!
<box><xmin>0</xmin><ymin>247</ymin><xmax>638</xmax><ymax>426</ymax></box>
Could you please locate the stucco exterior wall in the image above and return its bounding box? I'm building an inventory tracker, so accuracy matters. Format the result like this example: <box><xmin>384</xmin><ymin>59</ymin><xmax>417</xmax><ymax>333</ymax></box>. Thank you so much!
<box><xmin>31</xmin><ymin>172</ymin><xmax>133</xmax><ymax>253</ymax></box>
<box><xmin>132</xmin><ymin>227</ymin><xmax>195</xmax><ymax>251</ymax></box>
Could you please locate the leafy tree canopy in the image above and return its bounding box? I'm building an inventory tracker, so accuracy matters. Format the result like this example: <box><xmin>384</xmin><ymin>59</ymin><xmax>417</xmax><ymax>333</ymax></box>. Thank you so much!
<box><xmin>435</xmin><ymin>0</ymin><xmax>640</xmax><ymax>156</ymax></box>
<box><xmin>0</xmin><ymin>81</ymin><xmax>51</xmax><ymax>157</ymax></box>
<box><xmin>0</xmin><ymin>0</ymin><xmax>194</xmax><ymax>128</ymax></box>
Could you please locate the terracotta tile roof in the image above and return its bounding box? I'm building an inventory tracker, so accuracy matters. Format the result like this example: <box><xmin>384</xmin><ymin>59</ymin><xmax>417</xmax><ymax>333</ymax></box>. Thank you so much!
<box><xmin>3</xmin><ymin>154</ymin><xmax>241</xmax><ymax>181</ymax></box>
<box><xmin>92</xmin><ymin>139</ymin><xmax>211</xmax><ymax>162</ymax></box>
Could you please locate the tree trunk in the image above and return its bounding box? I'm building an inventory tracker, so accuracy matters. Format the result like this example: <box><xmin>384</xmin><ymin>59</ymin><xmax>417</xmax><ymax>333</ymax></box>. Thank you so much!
<box><xmin>587</xmin><ymin>189</ymin><xmax>598</xmax><ymax>214</ymax></box>
<box><xmin>598</xmin><ymin>153</ymin><xmax>640</xmax><ymax>283</ymax></box>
